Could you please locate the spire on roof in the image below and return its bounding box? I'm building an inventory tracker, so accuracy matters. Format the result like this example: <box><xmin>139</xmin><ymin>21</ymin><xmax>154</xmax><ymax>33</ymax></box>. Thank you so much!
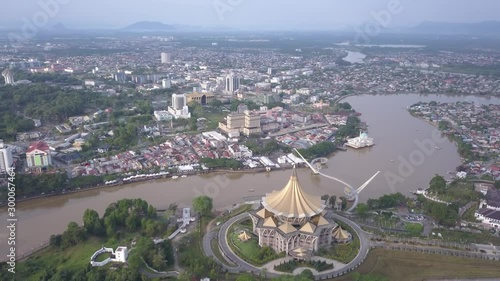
<box><xmin>262</xmin><ymin>168</ymin><xmax>326</xmax><ymax>218</ymax></box>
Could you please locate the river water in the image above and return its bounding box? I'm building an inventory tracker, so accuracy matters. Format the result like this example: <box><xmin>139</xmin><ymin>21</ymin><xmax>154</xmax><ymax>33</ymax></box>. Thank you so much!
<box><xmin>1</xmin><ymin>93</ymin><xmax>499</xmax><ymax>259</ymax></box>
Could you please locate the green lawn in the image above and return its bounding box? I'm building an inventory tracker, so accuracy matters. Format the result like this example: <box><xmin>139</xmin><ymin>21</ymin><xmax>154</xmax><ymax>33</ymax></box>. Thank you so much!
<box><xmin>332</xmin><ymin>248</ymin><xmax>500</xmax><ymax>281</ymax></box>
<box><xmin>17</xmin><ymin>236</ymin><xmax>105</xmax><ymax>281</ymax></box>
<box><xmin>405</xmin><ymin>222</ymin><xmax>424</xmax><ymax>236</ymax></box>
<box><xmin>317</xmin><ymin>221</ymin><xmax>360</xmax><ymax>264</ymax></box>
<box><xmin>95</xmin><ymin>252</ymin><xmax>111</xmax><ymax>262</ymax></box>
<box><xmin>230</xmin><ymin>231</ymin><xmax>261</xmax><ymax>260</ymax></box>
<box><xmin>203</xmin><ymin>112</ymin><xmax>226</xmax><ymax>130</ymax></box>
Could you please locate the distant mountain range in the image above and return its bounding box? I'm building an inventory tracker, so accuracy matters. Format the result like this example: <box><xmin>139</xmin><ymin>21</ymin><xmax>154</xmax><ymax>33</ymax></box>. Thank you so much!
<box><xmin>1</xmin><ymin>20</ymin><xmax>500</xmax><ymax>35</ymax></box>
<box><xmin>121</xmin><ymin>21</ymin><xmax>175</xmax><ymax>32</ymax></box>
<box><xmin>406</xmin><ymin>21</ymin><xmax>500</xmax><ymax>35</ymax></box>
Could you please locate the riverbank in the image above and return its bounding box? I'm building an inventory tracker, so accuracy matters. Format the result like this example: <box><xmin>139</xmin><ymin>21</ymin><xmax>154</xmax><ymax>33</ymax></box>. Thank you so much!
<box><xmin>0</xmin><ymin>164</ymin><xmax>300</xmax><ymax>208</ymax></box>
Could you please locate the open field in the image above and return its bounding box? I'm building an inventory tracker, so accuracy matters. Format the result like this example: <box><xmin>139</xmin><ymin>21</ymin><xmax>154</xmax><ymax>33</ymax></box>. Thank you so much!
<box><xmin>16</xmin><ymin>237</ymin><xmax>106</xmax><ymax>281</ymax></box>
<box><xmin>332</xmin><ymin>248</ymin><xmax>500</xmax><ymax>281</ymax></box>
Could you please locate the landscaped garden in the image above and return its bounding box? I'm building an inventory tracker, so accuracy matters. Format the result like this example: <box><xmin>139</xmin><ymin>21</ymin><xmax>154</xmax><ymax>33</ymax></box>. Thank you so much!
<box><xmin>405</xmin><ymin>222</ymin><xmax>424</xmax><ymax>236</ymax></box>
<box><xmin>317</xmin><ymin>222</ymin><xmax>360</xmax><ymax>264</ymax></box>
<box><xmin>274</xmin><ymin>259</ymin><xmax>334</xmax><ymax>273</ymax></box>
<box><xmin>227</xmin><ymin>220</ymin><xmax>284</xmax><ymax>266</ymax></box>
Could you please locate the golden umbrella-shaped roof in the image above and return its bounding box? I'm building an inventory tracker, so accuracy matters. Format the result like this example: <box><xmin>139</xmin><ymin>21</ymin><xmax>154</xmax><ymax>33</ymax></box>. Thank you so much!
<box><xmin>238</xmin><ymin>231</ymin><xmax>251</xmax><ymax>241</ymax></box>
<box><xmin>262</xmin><ymin>168</ymin><xmax>325</xmax><ymax>218</ymax></box>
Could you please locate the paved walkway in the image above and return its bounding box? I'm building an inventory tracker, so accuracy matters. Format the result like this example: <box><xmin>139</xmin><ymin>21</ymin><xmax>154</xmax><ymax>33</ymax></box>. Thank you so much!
<box><xmin>203</xmin><ymin>211</ymin><xmax>372</xmax><ymax>279</ymax></box>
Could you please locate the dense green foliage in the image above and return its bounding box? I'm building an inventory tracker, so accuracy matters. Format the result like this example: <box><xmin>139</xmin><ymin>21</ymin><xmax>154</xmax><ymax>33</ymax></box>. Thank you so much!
<box><xmin>12</xmin><ymin>69</ymin><xmax>82</xmax><ymax>85</ymax></box>
<box><xmin>102</xmin><ymin>199</ymin><xmax>159</xmax><ymax>237</ymax></box>
<box><xmin>3</xmin><ymin>174</ymin><xmax>106</xmax><ymax>200</ymax></box>
<box><xmin>335</xmin><ymin>115</ymin><xmax>361</xmax><ymax>139</ymax></box>
<box><xmin>0</xmin><ymin>112</ymin><xmax>35</xmax><ymax>140</ymax></box>
<box><xmin>12</xmin><ymin>173</ymin><xmax>68</xmax><ymax>197</ymax></box>
<box><xmin>0</xmin><ymin>84</ymin><xmax>101</xmax><ymax>140</ymax></box>
<box><xmin>192</xmin><ymin>196</ymin><xmax>213</xmax><ymax>217</ymax></box>
<box><xmin>16</xmin><ymin>199</ymin><xmax>171</xmax><ymax>281</ymax></box>
<box><xmin>450</xmin><ymin>134</ymin><xmax>476</xmax><ymax>160</ymax></box>
<box><xmin>274</xmin><ymin>259</ymin><xmax>333</xmax><ymax>273</ymax></box>
<box><xmin>177</xmin><ymin>235</ymin><xmax>222</xmax><ymax>280</ymax></box>
<box><xmin>429</xmin><ymin>174</ymin><xmax>447</xmax><ymax>193</ymax></box>
<box><xmin>420</xmin><ymin>198</ymin><xmax>459</xmax><ymax>227</ymax></box>
<box><xmin>366</xmin><ymin>192</ymin><xmax>406</xmax><ymax>210</ymax></box>
<box><xmin>245</xmin><ymin>139</ymin><xmax>290</xmax><ymax>156</ymax></box>
<box><xmin>296</xmin><ymin>141</ymin><xmax>337</xmax><ymax>160</ymax></box>
<box><xmin>67</xmin><ymin>176</ymin><xmax>104</xmax><ymax>189</ymax></box>
<box><xmin>105</xmin><ymin>123</ymin><xmax>138</xmax><ymax>149</ymax></box>
<box><xmin>49</xmin><ymin>221</ymin><xmax>87</xmax><ymax>250</ymax></box>
<box><xmin>200</xmin><ymin>157</ymin><xmax>242</xmax><ymax>169</ymax></box>
<box><xmin>318</xmin><ymin>221</ymin><xmax>360</xmax><ymax>263</ymax></box>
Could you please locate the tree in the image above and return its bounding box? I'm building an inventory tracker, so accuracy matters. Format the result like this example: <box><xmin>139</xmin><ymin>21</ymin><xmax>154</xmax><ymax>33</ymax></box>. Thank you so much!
<box><xmin>494</xmin><ymin>181</ymin><xmax>500</xmax><ymax>189</ymax></box>
<box><xmin>193</xmin><ymin>196</ymin><xmax>213</xmax><ymax>217</ymax></box>
<box><xmin>356</xmin><ymin>203</ymin><xmax>369</xmax><ymax>217</ymax></box>
<box><xmin>49</xmin><ymin>234</ymin><xmax>62</xmax><ymax>248</ymax></box>
<box><xmin>329</xmin><ymin>195</ymin><xmax>337</xmax><ymax>208</ymax></box>
<box><xmin>429</xmin><ymin>174</ymin><xmax>446</xmax><ymax>193</ymax></box>
<box><xmin>83</xmin><ymin>209</ymin><xmax>102</xmax><ymax>235</ymax></box>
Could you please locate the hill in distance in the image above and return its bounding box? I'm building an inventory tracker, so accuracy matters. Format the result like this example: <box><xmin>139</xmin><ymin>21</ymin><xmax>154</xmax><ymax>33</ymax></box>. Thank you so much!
<box><xmin>408</xmin><ymin>21</ymin><xmax>500</xmax><ymax>35</ymax></box>
<box><xmin>121</xmin><ymin>21</ymin><xmax>175</xmax><ymax>32</ymax></box>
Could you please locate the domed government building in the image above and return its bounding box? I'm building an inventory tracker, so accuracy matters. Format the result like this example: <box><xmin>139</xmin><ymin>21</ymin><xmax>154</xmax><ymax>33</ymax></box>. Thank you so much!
<box><xmin>249</xmin><ymin>169</ymin><xmax>351</xmax><ymax>259</ymax></box>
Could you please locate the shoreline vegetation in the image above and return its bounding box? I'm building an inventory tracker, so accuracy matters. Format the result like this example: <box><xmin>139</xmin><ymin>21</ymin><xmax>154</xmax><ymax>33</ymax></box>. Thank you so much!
<box><xmin>3</xmin><ymin>92</ymin><xmax>496</xmax><ymax>207</ymax></box>
<box><xmin>2</xmin><ymin>132</ymin><xmax>342</xmax><ymax>207</ymax></box>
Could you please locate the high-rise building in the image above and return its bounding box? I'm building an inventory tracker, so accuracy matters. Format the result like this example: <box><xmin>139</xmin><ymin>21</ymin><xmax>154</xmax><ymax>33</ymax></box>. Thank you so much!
<box><xmin>161</xmin><ymin>52</ymin><xmax>172</xmax><ymax>64</ymax></box>
<box><xmin>267</xmin><ymin>68</ymin><xmax>273</xmax><ymax>75</ymax></box>
<box><xmin>172</xmin><ymin>94</ymin><xmax>186</xmax><ymax>110</ymax></box>
<box><xmin>219</xmin><ymin>110</ymin><xmax>262</xmax><ymax>136</ymax></box>
<box><xmin>114</xmin><ymin>73</ymin><xmax>126</xmax><ymax>83</ymax></box>
<box><xmin>0</xmin><ymin>140</ymin><xmax>13</xmax><ymax>174</ymax></box>
<box><xmin>225</xmin><ymin>74</ymin><xmax>240</xmax><ymax>93</ymax></box>
<box><xmin>168</xmin><ymin>94</ymin><xmax>191</xmax><ymax>119</ymax></box>
<box><xmin>162</xmin><ymin>78</ymin><xmax>171</xmax><ymax>89</ymax></box>
<box><xmin>2</xmin><ymin>69</ymin><xmax>15</xmax><ymax>85</ymax></box>
<box><xmin>26</xmin><ymin>141</ymin><xmax>52</xmax><ymax>168</ymax></box>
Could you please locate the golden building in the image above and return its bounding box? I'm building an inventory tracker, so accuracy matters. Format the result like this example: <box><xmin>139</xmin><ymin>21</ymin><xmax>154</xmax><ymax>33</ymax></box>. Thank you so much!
<box><xmin>186</xmin><ymin>92</ymin><xmax>215</xmax><ymax>105</ymax></box>
<box><xmin>249</xmin><ymin>169</ymin><xmax>343</xmax><ymax>257</ymax></box>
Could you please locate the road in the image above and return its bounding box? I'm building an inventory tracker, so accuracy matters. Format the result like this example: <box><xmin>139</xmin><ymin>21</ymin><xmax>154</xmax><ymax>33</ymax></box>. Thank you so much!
<box><xmin>205</xmin><ymin>211</ymin><xmax>372</xmax><ymax>279</ymax></box>
<box><xmin>203</xmin><ymin>211</ymin><xmax>500</xmax><ymax>279</ymax></box>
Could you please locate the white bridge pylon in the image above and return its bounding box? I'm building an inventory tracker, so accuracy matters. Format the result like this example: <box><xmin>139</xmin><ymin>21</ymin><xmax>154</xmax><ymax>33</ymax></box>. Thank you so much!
<box><xmin>293</xmin><ymin>148</ymin><xmax>380</xmax><ymax>211</ymax></box>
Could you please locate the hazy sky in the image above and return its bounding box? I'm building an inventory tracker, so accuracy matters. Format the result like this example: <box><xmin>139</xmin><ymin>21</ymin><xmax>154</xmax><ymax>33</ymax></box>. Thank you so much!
<box><xmin>1</xmin><ymin>0</ymin><xmax>500</xmax><ymax>29</ymax></box>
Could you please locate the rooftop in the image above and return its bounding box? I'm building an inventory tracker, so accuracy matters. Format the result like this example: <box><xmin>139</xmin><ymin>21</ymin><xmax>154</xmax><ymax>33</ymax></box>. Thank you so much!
<box><xmin>261</xmin><ymin>168</ymin><xmax>325</xmax><ymax>218</ymax></box>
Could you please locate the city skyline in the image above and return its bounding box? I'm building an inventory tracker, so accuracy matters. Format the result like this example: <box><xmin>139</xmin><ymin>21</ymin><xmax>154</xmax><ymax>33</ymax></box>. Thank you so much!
<box><xmin>0</xmin><ymin>0</ymin><xmax>500</xmax><ymax>30</ymax></box>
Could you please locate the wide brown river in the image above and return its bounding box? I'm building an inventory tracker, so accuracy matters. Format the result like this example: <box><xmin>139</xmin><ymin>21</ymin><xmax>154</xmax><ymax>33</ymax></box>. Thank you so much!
<box><xmin>1</xmin><ymin>93</ymin><xmax>499</xmax><ymax>259</ymax></box>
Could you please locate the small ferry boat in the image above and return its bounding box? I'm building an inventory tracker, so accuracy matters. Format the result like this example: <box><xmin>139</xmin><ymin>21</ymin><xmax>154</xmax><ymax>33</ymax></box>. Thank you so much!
<box><xmin>249</xmin><ymin>189</ymin><xmax>255</xmax><ymax>192</ymax></box>
<box><xmin>172</xmin><ymin>176</ymin><xmax>179</xmax><ymax>179</ymax></box>
<box><xmin>181</xmin><ymin>175</ymin><xmax>187</xmax><ymax>178</ymax></box>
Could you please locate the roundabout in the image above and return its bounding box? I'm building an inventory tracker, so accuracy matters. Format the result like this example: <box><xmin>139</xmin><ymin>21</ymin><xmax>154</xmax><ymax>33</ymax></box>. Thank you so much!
<box><xmin>202</xmin><ymin>168</ymin><xmax>372</xmax><ymax>280</ymax></box>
